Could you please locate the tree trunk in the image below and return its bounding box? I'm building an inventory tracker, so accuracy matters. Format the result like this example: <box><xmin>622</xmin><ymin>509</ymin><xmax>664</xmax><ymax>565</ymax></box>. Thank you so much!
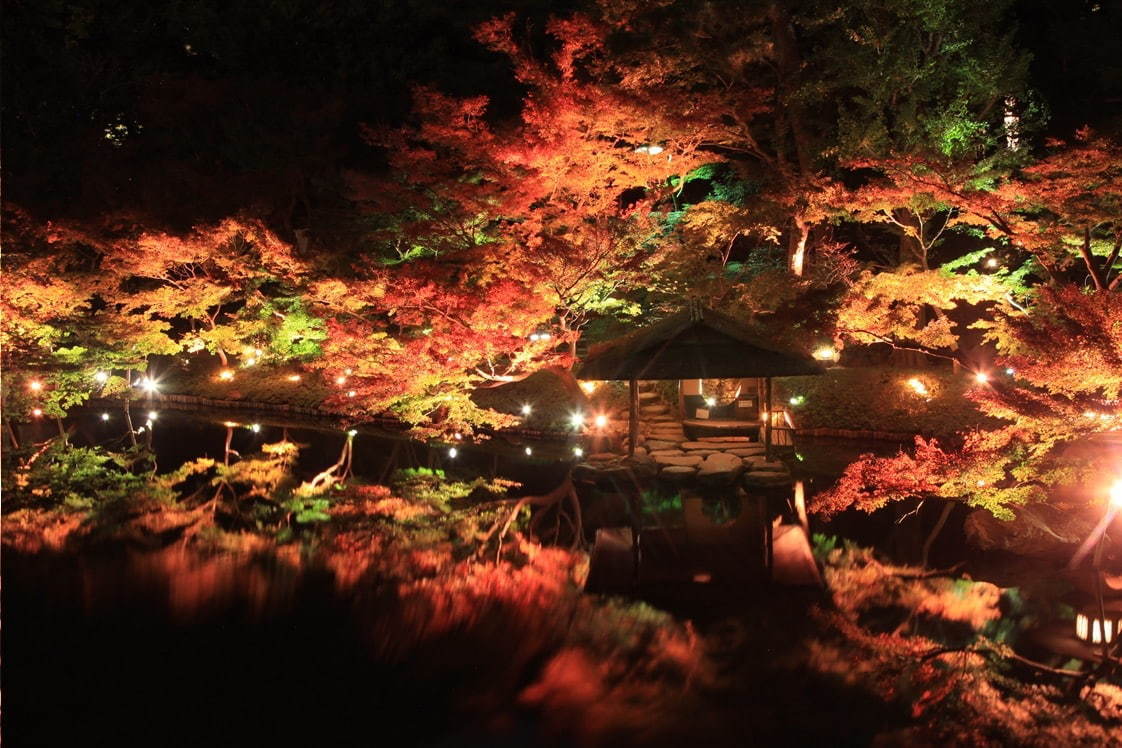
<box><xmin>788</xmin><ymin>218</ymin><xmax>809</xmax><ymax>277</ymax></box>
<box><xmin>628</xmin><ymin>379</ymin><xmax>639</xmax><ymax>458</ymax></box>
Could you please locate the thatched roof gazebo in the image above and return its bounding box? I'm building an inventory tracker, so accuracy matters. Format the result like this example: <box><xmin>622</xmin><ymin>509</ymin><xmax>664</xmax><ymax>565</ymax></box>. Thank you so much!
<box><xmin>578</xmin><ymin>305</ymin><xmax>825</xmax><ymax>456</ymax></box>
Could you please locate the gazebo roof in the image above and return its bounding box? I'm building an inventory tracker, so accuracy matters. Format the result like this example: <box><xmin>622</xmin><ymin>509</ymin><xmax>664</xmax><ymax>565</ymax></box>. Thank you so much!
<box><xmin>577</xmin><ymin>306</ymin><xmax>825</xmax><ymax>381</ymax></box>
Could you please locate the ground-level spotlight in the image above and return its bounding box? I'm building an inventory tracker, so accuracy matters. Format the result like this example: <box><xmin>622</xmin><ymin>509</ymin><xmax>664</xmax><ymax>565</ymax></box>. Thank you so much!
<box><xmin>448</xmin><ymin>447</ymin><xmax>458</xmax><ymax>459</ymax></box>
<box><xmin>524</xmin><ymin>446</ymin><xmax>533</xmax><ymax>456</ymax></box>
<box><xmin>94</xmin><ymin>371</ymin><xmax>109</xmax><ymax>384</ymax></box>
<box><xmin>570</xmin><ymin>412</ymin><xmax>584</xmax><ymax>429</ymax></box>
<box><xmin>573</xmin><ymin>446</ymin><xmax>584</xmax><ymax>457</ymax></box>
<box><xmin>347</xmin><ymin>429</ymin><xmax>358</xmax><ymax>437</ymax></box>
<box><xmin>28</xmin><ymin>380</ymin><xmax>43</xmax><ymax>392</ymax></box>
<box><xmin>31</xmin><ymin>408</ymin><xmax>43</xmax><ymax>418</ymax></box>
<box><xmin>140</xmin><ymin>377</ymin><xmax>158</xmax><ymax>393</ymax></box>
<box><xmin>975</xmin><ymin>371</ymin><xmax>990</xmax><ymax>384</ymax></box>
<box><xmin>705</xmin><ymin>397</ymin><xmax>717</xmax><ymax>408</ymax></box>
<box><xmin>521</xmin><ymin>403</ymin><xmax>532</xmax><ymax>416</ymax></box>
<box><xmin>335</xmin><ymin>375</ymin><xmax>347</xmax><ymax>385</ymax></box>
<box><xmin>287</xmin><ymin>374</ymin><xmax>302</xmax><ymax>382</ymax></box>
<box><xmin>906</xmin><ymin>377</ymin><xmax>929</xmax><ymax>397</ymax></box>
<box><xmin>250</xmin><ymin>423</ymin><xmax>261</xmax><ymax>433</ymax></box>
<box><xmin>147</xmin><ymin>411</ymin><xmax>158</xmax><ymax>421</ymax></box>
<box><xmin>594</xmin><ymin>414</ymin><xmax>608</xmax><ymax>429</ymax></box>
<box><xmin>101</xmin><ymin>412</ymin><xmax>110</xmax><ymax>421</ymax></box>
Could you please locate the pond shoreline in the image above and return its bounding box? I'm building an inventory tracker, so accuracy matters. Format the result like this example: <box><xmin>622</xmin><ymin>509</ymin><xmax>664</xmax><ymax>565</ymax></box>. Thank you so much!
<box><xmin>87</xmin><ymin>393</ymin><xmax>931</xmax><ymax>446</ymax></box>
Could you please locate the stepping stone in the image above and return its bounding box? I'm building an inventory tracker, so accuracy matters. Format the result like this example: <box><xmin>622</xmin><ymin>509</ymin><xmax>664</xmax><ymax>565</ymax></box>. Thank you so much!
<box><xmin>728</xmin><ymin>447</ymin><xmax>766</xmax><ymax>457</ymax></box>
<box><xmin>653</xmin><ymin>454</ymin><xmax>703</xmax><ymax>467</ymax></box>
<box><xmin>644</xmin><ymin>414</ymin><xmax>677</xmax><ymax>422</ymax></box>
<box><xmin>697</xmin><ymin>436</ymin><xmax>751</xmax><ymax>443</ymax></box>
<box><xmin>645</xmin><ymin>440</ymin><xmax>679</xmax><ymax>451</ymax></box>
<box><xmin>588</xmin><ymin>452</ymin><xmax>619</xmax><ymax>462</ymax></box>
<box><xmin>640</xmin><ymin>404</ymin><xmax>669</xmax><ymax>415</ymax></box>
<box><xmin>649</xmin><ymin>449</ymin><xmax>685</xmax><ymax>457</ymax></box>
<box><xmin>638</xmin><ymin>391</ymin><xmax>659</xmax><ymax>401</ymax></box>
<box><xmin>696</xmin><ymin>452</ymin><xmax>744</xmax><ymax>486</ymax></box>
<box><xmin>660</xmin><ymin>465</ymin><xmax>697</xmax><ymax>481</ymax></box>
<box><xmin>682</xmin><ymin>441</ymin><xmax>734</xmax><ymax>450</ymax></box>
<box><xmin>683</xmin><ymin>449</ymin><xmax>719</xmax><ymax>456</ymax></box>
<box><xmin>631</xmin><ymin>446</ymin><xmax>648</xmax><ymax>457</ymax></box>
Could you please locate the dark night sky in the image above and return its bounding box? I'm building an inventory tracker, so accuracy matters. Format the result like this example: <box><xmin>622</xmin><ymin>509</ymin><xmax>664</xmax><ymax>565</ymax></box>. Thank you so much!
<box><xmin>3</xmin><ymin>0</ymin><xmax>1120</xmax><ymax>235</ymax></box>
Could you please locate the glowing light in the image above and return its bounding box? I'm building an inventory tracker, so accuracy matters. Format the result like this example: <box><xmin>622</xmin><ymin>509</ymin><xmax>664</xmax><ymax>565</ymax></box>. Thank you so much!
<box><xmin>529</xmin><ymin>333</ymin><xmax>540</xmax><ymax>341</ymax></box>
<box><xmin>254</xmin><ymin>348</ymin><xmax>263</xmax><ymax>357</ymax></box>
<box><xmin>573</xmin><ymin>446</ymin><xmax>584</xmax><ymax>457</ymax></box>
<box><xmin>524</xmin><ymin>446</ymin><xmax>533</xmax><ymax>456</ymax></box>
<box><xmin>243</xmin><ymin>347</ymin><xmax>255</xmax><ymax>356</ymax></box>
<box><xmin>335</xmin><ymin>375</ymin><xmax>347</xmax><ymax>385</ymax></box>
<box><xmin>28</xmin><ymin>380</ymin><xmax>43</xmax><ymax>392</ymax></box>
<box><xmin>243</xmin><ymin>358</ymin><xmax>257</xmax><ymax>367</ymax></box>
<box><xmin>448</xmin><ymin>447</ymin><xmax>458</xmax><ymax>458</ymax></box>
<box><xmin>579</xmin><ymin>381</ymin><xmax>598</xmax><ymax>394</ymax></box>
<box><xmin>344</xmin><ymin>368</ymin><xmax>353</xmax><ymax>376</ymax></box>
<box><xmin>906</xmin><ymin>378</ymin><xmax>929</xmax><ymax>397</ymax></box>
<box><xmin>985</xmin><ymin>257</ymin><xmax>999</xmax><ymax>268</ymax></box>
<box><xmin>31</xmin><ymin>408</ymin><xmax>43</xmax><ymax>417</ymax></box>
<box><xmin>223</xmin><ymin>421</ymin><xmax>238</xmax><ymax>428</ymax></box>
<box><xmin>218</xmin><ymin>369</ymin><xmax>235</xmax><ymax>381</ymax></box>
<box><xmin>705</xmin><ymin>397</ymin><xmax>716</xmax><ymax>408</ymax></box>
<box><xmin>1084</xmin><ymin>411</ymin><xmax>1098</xmax><ymax>419</ymax></box>
<box><xmin>94</xmin><ymin>371</ymin><xmax>109</xmax><ymax>383</ymax></box>
<box><xmin>975</xmin><ymin>371</ymin><xmax>990</xmax><ymax>384</ymax></box>
<box><xmin>635</xmin><ymin>144</ymin><xmax>664</xmax><ymax>155</ymax></box>
<box><xmin>347</xmin><ymin>390</ymin><xmax>356</xmax><ymax>398</ymax></box>
<box><xmin>1111</xmin><ymin>480</ymin><xmax>1122</xmax><ymax>509</ymax></box>
<box><xmin>539</xmin><ymin>332</ymin><xmax>550</xmax><ymax>340</ymax></box>
<box><xmin>812</xmin><ymin>346</ymin><xmax>837</xmax><ymax>361</ymax></box>
<box><xmin>1005</xmin><ymin>367</ymin><xmax>1015</xmax><ymax>375</ymax></box>
<box><xmin>347</xmin><ymin>429</ymin><xmax>358</xmax><ymax>437</ymax></box>
<box><xmin>454</xmin><ymin>432</ymin><xmax>463</xmax><ymax>440</ymax></box>
<box><xmin>250</xmin><ymin>423</ymin><xmax>261</xmax><ymax>433</ymax></box>
<box><xmin>594</xmin><ymin>414</ymin><xmax>608</xmax><ymax>428</ymax></box>
<box><xmin>976</xmin><ymin>479</ymin><xmax>986</xmax><ymax>487</ymax></box>
<box><xmin>287</xmin><ymin>374</ymin><xmax>302</xmax><ymax>382</ymax></box>
<box><xmin>101</xmin><ymin>412</ymin><xmax>110</xmax><ymax>421</ymax></box>
<box><xmin>569</xmin><ymin>412</ymin><xmax>584</xmax><ymax>429</ymax></box>
<box><xmin>1076</xmin><ymin>612</ymin><xmax>1122</xmax><ymax>645</ymax></box>
<box><xmin>789</xmin><ymin>395</ymin><xmax>806</xmax><ymax>406</ymax></box>
<box><xmin>147</xmin><ymin>411</ymin><xmax>158</xmax><ymax>421</ymax></box>
<box><xmin>521</xmin><ymin>403</ymin><xmax>533</xmax><ymax>416</ymax></box>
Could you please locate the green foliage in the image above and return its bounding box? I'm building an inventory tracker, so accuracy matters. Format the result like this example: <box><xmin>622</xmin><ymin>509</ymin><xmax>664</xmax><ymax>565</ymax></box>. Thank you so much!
<box><xmin>640</xmin><ymin>488</ymin><xmax>682</xmax><ymax>522</ymax></box>
<box><xmin>5</xmin><ymin>443</ymin><xmax>150</xmax><ymax>511</ymax></box>
<box><xmin>811</xmin><ymin>533</ymin><xmax>842</xmax><ymax>562</ymax></box>
<box><xmin>390</xmin><ymin>466</ymin><xmax>514</xmax><ymax>513</ymax></box>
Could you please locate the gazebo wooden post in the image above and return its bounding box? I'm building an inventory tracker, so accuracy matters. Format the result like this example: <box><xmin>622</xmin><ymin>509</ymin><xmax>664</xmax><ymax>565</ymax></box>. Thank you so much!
<box><xmin>628</xmin><ymin>378</ymin><xmax>639</xmax><ymax>457</ymax></box>
<box><xmin>764</xmin><ymin>376</ymin><xmax>773</xmax><ymax>461</ymax></box>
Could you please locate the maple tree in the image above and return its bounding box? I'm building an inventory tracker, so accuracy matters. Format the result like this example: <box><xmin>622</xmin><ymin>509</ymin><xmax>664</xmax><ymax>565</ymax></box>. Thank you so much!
<box><xmin>818</xmin><ymin>133</ymin><xmax>1122</xmax><ymax>544</ymax></box>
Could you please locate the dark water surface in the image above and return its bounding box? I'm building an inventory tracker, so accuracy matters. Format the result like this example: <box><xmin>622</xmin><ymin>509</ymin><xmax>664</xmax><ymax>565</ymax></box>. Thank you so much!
<box><xmin>5</xmin><ymin>414</ymin><xmax>916</xmax><ymax>746</ymax></box>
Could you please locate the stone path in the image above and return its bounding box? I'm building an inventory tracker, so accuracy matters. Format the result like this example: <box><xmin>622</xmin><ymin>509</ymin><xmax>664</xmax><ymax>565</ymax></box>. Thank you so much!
<box><xmin>576</xmin><ymin>382</ymin><xmax>792</xmax><ymax>487</ymax></box>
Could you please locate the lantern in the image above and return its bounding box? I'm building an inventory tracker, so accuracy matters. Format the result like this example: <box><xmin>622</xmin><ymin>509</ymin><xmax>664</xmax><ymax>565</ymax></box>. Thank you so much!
<box><xmin>1074</xmin><ymin>600</ymin><xmax>1122</xmax><ymax>646</ymax></box>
